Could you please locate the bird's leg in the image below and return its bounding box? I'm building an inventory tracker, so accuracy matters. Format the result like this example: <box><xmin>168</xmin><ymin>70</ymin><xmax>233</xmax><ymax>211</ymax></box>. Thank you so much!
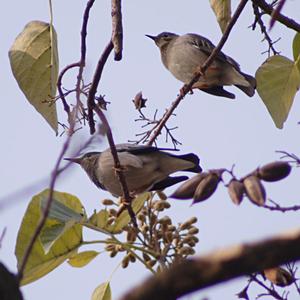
<box><xmin>180</xmin><ymin>85</ymin><xmax>193</xmax><ymax>96</ymax></box>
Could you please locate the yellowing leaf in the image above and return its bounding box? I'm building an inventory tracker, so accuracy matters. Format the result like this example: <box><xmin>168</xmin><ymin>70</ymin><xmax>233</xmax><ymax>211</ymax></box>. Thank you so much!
<box><xmin>293</xmin><ymin>32</ymin><xmax>300</xmax><ymax>70</ymax></box>
<box><xmin>210</xmin><ymin>0</ymin><xmax>231</xmax><ymax>33</ymax></box>
<box><xmin>9</xmin><ymin>21</ymin><xmax>59</xmax><ymax>134</ymax></box>
<box><xmin>256</xmin><ymin>55</ymin><xmax>300</xmax><ymax>129</ymax></box>
<box><xmin>293</xmin><ymin>33</ymin><xmax>300</xmax><ymax>61</ymax></box>
<box><xmin>68</xmin><ymin>251</ymin><xmax>99</xmax><ymax>268</ymax></box>
<box><xmin>91</xmin><ymin>282</ymin><xmax>111</xmax><ymax>300</ymax></box>
<box><xmin>15</xmin><ymin>189</ymin><xmax>84</xmax><ymax>285</ymax></box>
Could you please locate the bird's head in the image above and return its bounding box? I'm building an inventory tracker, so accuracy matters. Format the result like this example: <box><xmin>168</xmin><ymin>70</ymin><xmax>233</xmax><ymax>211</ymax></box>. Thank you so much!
<box><xmin>146</xmin><ymin>32</ymin><xmax>178</xmax><ymax>49</ymax></box>
<box><xmin>65</xmin><ymin>152</ymin><xmax>101</xmax><ymax>174</ymax></box>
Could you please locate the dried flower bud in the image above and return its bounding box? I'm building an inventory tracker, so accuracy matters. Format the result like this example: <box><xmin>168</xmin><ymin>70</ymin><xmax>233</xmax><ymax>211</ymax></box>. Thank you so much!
<box><xmin>110</xmin><ymin>250</ymin><xmax>118</xmax><ymax>258</ymax></box>
<box><xmin>102</xmin><ymin>199</ymin><xmax>114</xmax><ymax>206</ymax></box>
<box><xmin>109</xmin><ymin>208</ymin><xmax>117</xmax><ymax>217</ymax></box>
<box><xmin>171</xmin><ymin>173</ymin><xmax>209</xmax><ymax>199</ymax></box>
<box><xmin>137</xmin><ymin>213</ymin><xmax>146</xmax><ymax>223</ymax></box>
<box><xmin>179</xmin><ymin>217</ymin><xmax>198</xmax><ymax>230</ymax></box>
<box><xmin>158</xmin><ymin>216</ymin><xmax>172</xmax><ymax>226</ymax></box>
<box><xmin>122</xmin><ymin>255</ymin><xmax>130</xmax><ymax>268</ymax></box>
<box><xmin>153</xmin><ymin>201</ymin><xmax>167</xmax><ymax>211</ymax></box>
<box><xmin>243</xmin><ymin>175</ymin><xmax>266</xmax><ymax>206</ymax></box>
<box><xmin>188</xmin><ymin>227</ymin><xmax>199</xmax><ymax>235</ymax></box>
<box><xmin>132</xmin><ymin>91</ymin><xmax>147</xmax><ymax>110</ymax></box>
<box><xmin>258</xmin><ymin>161</ymin><xmax>291</xmax><ymax>182</ymax></box>
<box><xmin>157</xmin><ymin>191</ymin><xmax>167</xmax><ymax>200</ymax></box>
<box><xmin>193</xmin><ymin>173</ymin><xmax>220</xmax><ymax>203</ymax></box>
<box><xmin>105</xmin><ymin>244</ymin><xmax>116</xmax><ymax>252</ymax></box>
<box><xmin>168</xmin><ymin>225</ymin><xmax>177</xmax><ymax>232</ymax></box>
<box><xmin>228</xmin><ymin>179</ymin><xmax>245</xmax><ymax>205</ymax></box>
<box><xmin>179</xmin><ymin>246</ymin><xmax>195</xmax><ymax>256</ymax></box>
<box><xmin>264</xmin><ymin>267</ymin><xmax>294</xmax><ymax>287</ymax></box>
<box><xmin>127</xmin><ymin>230</ymin><xmax>137</xmax><ymax>243</ymax></box>
<box><xmin>128</xmin><ymin>253</ymin><xmax>136</xmax><ymax>263</ymax></box>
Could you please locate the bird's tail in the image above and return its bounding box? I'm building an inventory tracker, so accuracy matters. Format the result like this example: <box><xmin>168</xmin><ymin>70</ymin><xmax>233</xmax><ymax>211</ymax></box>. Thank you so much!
<box><xmin>176</xmin><ymin>153</ymin><xmax>202</xmax><ymax>173</ymax></box>
<box><xmin>235</xmin><ymin>73</ymin><xmax>256</xmax><ymax>97</ymax></box>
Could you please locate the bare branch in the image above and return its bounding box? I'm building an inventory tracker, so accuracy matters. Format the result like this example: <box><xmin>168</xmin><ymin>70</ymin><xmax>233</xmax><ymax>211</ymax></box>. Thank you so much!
<box><xmin>120</xmin><ymin>229</ymin><xmax>300</xmax><ymax>300</ymax></box>
<box><xmin>147</xmin><ymin>0</ymin><xmax>249</xmax><ymax>145</ymax></box>
<box><xmin>87</xmin><ymin>41</ymin><xmax>114</xmax><ymax>134</ymax></box>
<box><xmin>86</xmin><ymin>40</ymin><xmax>137</xmax><ymax>226</ymax></box>
<box><xmin>111</xmin><ymin>0</ymin><xmax>123</xmax><ymax>60</ymax></box>
<box><xmin>252</xmin><ymin>0</ymin><xmax>300</xmax><ymax>32</ymax></box>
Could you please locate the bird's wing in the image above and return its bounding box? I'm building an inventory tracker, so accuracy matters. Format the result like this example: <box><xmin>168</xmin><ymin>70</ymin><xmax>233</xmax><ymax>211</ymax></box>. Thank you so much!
<box><xmin>116</xmin><ymin>143</ymin><xmax>178</xmax><ymax>155</ymax></box>
<box><xmin>187</xmin><ymin>33</ymin><xmax>241</xmax><ymax>70</ymax></box>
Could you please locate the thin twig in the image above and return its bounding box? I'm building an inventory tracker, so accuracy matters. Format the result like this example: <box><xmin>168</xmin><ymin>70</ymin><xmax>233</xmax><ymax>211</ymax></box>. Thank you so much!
<box><xmin>252</xmin><ymin>3</ymin><xmax>280</xmax><ymax>56</ymax></box>
<box><xmin>87</xmin><ymin>41</ymin><xmax>114</xmax><ymax>134</ymax></box>
<box><xmin>263</xmin><ymin>199</ymin><xmax>300</xmax><ymax>212</ymax></box>
<box><xmin>147</xmin><ymin>0</ymin><xmax>250</xmax><ymax>145</ymax></box>
<box><xmin>57</xmin><ymin>62</ymin><xmax>80</xmax><ymax>115</ymax></box>
<box><xmin>111</xmin><ymin>0</ymin><xmax>123</xmax><ymax>60</ymax></box>
<box><xmin>270</xmin><ymin>0</ymin><xmax>286</xmax><ymax>30</ymax></box>
<box><xmin>252</xmin><ymin>0</ymin><xmax>300</xmax><ymax>32</ymax></box>
<box><xmin>17</xmin><ymin>129</ymin><xmax>74</xmax><ymax>282</ymax></box>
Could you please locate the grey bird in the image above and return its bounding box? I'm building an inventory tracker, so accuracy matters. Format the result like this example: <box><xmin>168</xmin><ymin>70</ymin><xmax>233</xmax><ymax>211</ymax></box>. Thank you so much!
<box><xmin>146</xmin><ymin>32</ymin><xmax>256</xmax><ymax>99</ymax></box>
<box><xmin>65</xmin><ymin>143</ymin><xmax>202</xmax><ymax>197</ymax></box>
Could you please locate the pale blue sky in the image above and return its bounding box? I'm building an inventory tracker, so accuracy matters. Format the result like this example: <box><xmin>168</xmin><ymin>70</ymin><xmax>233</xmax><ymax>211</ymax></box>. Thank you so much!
<box><xmin>1</xmin><ymin>1</ymin><xmax>300</xmax><ymax>299</ymax></box>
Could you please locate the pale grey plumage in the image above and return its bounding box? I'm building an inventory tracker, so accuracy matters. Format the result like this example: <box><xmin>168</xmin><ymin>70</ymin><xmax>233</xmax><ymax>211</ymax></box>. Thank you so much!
<box><xmin>65</xmin><ymin>144</ymin><xmax>202</xmax><ymax>197</ymax></box>
<box><xmin>146</xmin><ymin>32</ymin><xmax>256</xmax><ymax>99</ymax></box>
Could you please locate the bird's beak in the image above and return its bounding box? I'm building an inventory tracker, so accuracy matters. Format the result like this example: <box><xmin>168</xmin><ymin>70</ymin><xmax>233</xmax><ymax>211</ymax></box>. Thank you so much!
<box><xmin>145</xmin><ymin>34</ymin><xmax>156</xmax><ymax>41</ymax></box>
<box><xmin>64</xmin><ymin>157</ymin><xmax>82</xmax><ymax>164</ymax></box>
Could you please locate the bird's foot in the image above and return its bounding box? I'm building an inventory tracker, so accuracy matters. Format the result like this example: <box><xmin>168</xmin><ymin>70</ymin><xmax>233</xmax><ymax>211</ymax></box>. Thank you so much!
<box><xmin>180</xmin><ymin>85</ymin><xmax>193</xmax><ymax>96</ymax></box>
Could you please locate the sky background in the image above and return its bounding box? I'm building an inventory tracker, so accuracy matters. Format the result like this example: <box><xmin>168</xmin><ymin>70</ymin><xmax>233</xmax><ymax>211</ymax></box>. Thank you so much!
<box><xmin>1</xmin><ymin>0</ymin><xmax>300</xmax><ymax>299</ymax></box>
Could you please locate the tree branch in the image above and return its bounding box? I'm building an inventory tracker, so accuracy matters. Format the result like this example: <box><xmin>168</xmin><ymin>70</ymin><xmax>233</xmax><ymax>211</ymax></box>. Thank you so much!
<box><xmin>87</xmin><ymin>41</ymin><xmax>114</xmax><ymax>134</ymax></box>
<box><xmin>111</xmin><ymin>0</ymin><xmax>123</xmax><ymax>60</ymax></box>
<box><xmin>120</xmin><ymin>229</ymin><xmax>300</xmax><ymax>300</ymax></box>
<box><xmin>252</xmin><ymin>0</ymin><xmax>300</xmax><ymax>32</ymax></box>
<box><xmin>147</xmin><ymin>0</ymin><xmax>249</xmax><ymax>145</ymax></box>
<box><xmin>86</xmin><ymin>40</ymin><xmax>137</xmax><ymax>226</ymax></box>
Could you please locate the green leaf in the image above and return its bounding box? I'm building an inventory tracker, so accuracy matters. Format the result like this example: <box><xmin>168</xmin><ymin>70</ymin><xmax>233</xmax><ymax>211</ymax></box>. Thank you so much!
<box><xmin>68</xmin><ymin>251</ymin><xmax>99</xmax><ymax>268</ymax></box>
<box><xmin>91</xmin><ymin>282</ymin><xmax>111</xmax><ymax>300</ymax></box>
<box><xmin>209</xmin><ymin>0</ymin><xmax>231</xmax><ymax>33</ymax></box>
<box><xmin>9</xmin><ymin>21</ymin><xmax>59</xmax><ymax>134</ymax></box>
<box><xmin>15</xmin><ymin>189</ymin><xmax>84</xmax><ymax>285</ymax></box>
<box><xmin>111</xmin><ymin>192</ymin><xmax>149</xmax><ymax>233</ymax></box>
<box><xmin>292</xmin><ymin>33</ymin><xmax>300</xmax><ymax>62</ymax></box>
<box><xmin>41</xmin><ymin>196</ymin><xmax>85</xmax><ymax>223</ymax></box>
<box><xmin>293</xmin><ymin>33</ymin><xmax>300</xmax><ymax>71</ymax></box>
<box><xmin>256</xmin><ymin>55</ymin><xmax>300</xmax><ymax>129</ymax></box>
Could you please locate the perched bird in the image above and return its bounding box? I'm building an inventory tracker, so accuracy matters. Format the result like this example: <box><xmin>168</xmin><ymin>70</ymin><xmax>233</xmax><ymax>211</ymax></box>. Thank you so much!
<box><xmin>65</xmin><ymin>143</ymin><xmax>202</xmax><ymax>197</ymax></box>
<box><xmin>146</xmin><ymin>32</ymin><xmax>256</xmax><ymax>99</ymax></box>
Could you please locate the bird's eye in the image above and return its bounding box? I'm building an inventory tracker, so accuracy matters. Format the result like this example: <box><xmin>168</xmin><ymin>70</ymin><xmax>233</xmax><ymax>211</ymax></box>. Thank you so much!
<box><xmin>163</xmin><ymin>34</ymin><xmax>169</xmax><ymax>38</ymax></box>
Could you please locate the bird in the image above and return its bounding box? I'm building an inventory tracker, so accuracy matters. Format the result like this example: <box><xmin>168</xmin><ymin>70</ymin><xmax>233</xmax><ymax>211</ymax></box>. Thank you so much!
<box><xmin>65</xmin><ymin>143</ymin><xmax>202</xmax><ymax>197</ymax></box>
<box><xmin>146</xmin><ymin>32</ymin><xmax>256</xmax><ymax>99</ymax></box>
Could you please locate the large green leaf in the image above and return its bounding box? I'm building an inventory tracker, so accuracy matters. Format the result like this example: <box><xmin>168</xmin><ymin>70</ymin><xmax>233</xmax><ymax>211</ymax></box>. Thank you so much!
<box><xmin>256</xmin><ymin>55</ymin><xmax>300</xmax><ymax>129</ymax></box>
<box><xmin>15</xmin><ymin>189</ymin><xmax>84</xmax><ymax>285</ymax></box>
<box><xmin>68</xmin><ymin>251</ymin><xmax>100</xmax><ymax>268</ymax></box>
<box><xmin>209</xmin><ymin>0</ymin><xmax>231</xmax><ymax>33</ymax></box>
<box><xmin>9</xmin><ymin>21</ymin><xmax>59</xmax><ymax>134</ymax></box>
<box><xmin>91</xmin><ymin>282</ymin><xmax>111</xmax><ymax>300</ymax></box>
